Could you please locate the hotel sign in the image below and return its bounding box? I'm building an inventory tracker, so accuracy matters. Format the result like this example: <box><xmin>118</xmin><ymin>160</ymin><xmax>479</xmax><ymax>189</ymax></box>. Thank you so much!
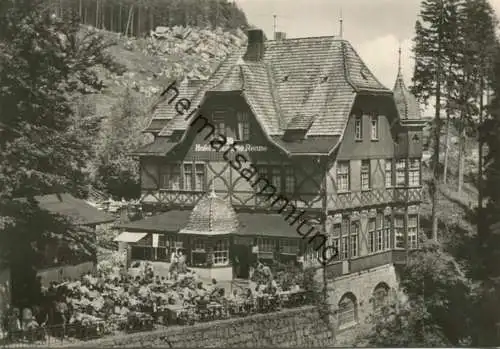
<box><xmin>195</xmin><ymin>137</ymin><xmax>268</xmax><ymax>152</ymax></box>
<box><xmin>194</xmin><ymin>144</ymin><xmax>268</xmax><ymax>152</ymax></box>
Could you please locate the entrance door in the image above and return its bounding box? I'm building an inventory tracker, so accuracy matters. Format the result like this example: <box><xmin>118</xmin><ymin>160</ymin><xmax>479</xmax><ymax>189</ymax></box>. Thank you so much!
<box><xmin>232</xmin><ymin>244</ymin><xmax>251</xmax><ymax>279</ymax></box>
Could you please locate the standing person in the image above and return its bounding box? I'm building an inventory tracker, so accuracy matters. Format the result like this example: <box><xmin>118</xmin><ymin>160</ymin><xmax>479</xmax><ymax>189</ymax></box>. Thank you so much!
<box><xmin>169</xmin><ymin>249</ymin><xmax>179</xmax><ymax>279</ymax></box>
<box><xmin>250</xmin><ymin>240</ymin><xmax>259</xmax><ymax>279</ymax></box>
<box><xmin>178</xmin><ymin>250</ymin><xmax>186</xmax><ymax>274</ymax></box>
<box><xmin>297</xmin><ymin>253</ymin><xmax>304</xmax><ymax>269</ymax></box>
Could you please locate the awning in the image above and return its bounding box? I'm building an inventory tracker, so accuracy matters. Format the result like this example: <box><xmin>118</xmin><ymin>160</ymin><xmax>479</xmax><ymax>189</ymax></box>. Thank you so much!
<box><xmin>114</xmin><ymin>232</ymin><xmax>147</xmax><ymax>243</ymax></box>
<box><xmin>178</xmin><ymin>229</ymin><xmax>232</xmax><ymax>236</ymax></box>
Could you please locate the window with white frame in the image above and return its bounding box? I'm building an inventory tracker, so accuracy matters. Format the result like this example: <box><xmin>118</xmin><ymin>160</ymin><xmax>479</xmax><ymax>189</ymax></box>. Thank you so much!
<box><xmin>336</xmin><ymin>161</ymin><xmax>350</xmax><ymax>192</ymax></box>
<box><xmin>354</xmin><ymin>115</ymin><xmax>362</xmax><ymax>140</ymax></box>
<box><xmin>194</xmin><ymin>164</ymin><xmax>206</xmax><ymax>191</ymax></box>
<box><xmin>183</xmin><ymin>164</ymin><xmax>193</xmax><ymax>191</ymax></box>
<box><xmin>258</xmin><ymin>238</ymin><xmax>275</xmax><ymax>253</ymax></box>
<box><xmin>328</xmin><ymin>237</ymin><xmax>340</xmax><ymax>260</ymax></box>
<box><xmin>237</xmin><ymin>111</ymin><xmax>250</xmax><ymax>141</ymax></box>
<box><xmin>361</xmin><ymin>160</ymin><xmax>371</xmax><ymax>191</ymax></box>
<box><xmin>350</xmin><ymin>221</ymin><xmax>359</xmax><ymax>257</ymax></box>
<box><xmin>256</xmin><ymin>166</ymin><xmax>270</xmax><ymax>194</ymax></box>
<box><xmin>212</xmin><ymin>111</ymin><xmax>226</xmax><ymax>135</ymax></box>
<box><xmin>338</xmin><ymin>293</ymin><xmax>358</xmax><ymax>327</ymax></box>
<box><xmin>385</xmin><ymin>160</ymin><xmax>393</xmax><ymax>188</ymax></box>
<box><xmin>166</xmin><ymin>237</ymin><xmax>184</xmax><ymax>250</ymax></box>
<box><xmin>408</xmin><ymin>215</ymin><xmax>418</xmax><ymax>249</ymax></box>
<box><xmin>285</xmin><ymin>167</ymin><xmax>295</xmax><ymax>194</ymax></box>
<box><xmin>332</xmin><ymin>223</ymin><xmax>341</xmax><ymax>237</ymax></box>
<box><xmin>376</xmin><ymin>213</ymin><xmax>384</xmax><ymax>251</ymax></box>
<box><xmin>371</xmin><ymin>114</ymin><xmax>379</xmax><ymax>140</ymax></box>
<box><xmin>191</xmin><ymin>238</ymin><xmax>207</xmax><ymax>266</ymax></box>
<box><xmin>280</xmin><ymin>239</ymin><xmax>299</xmax><ymax>254</ymax></box>
<box><xmin>408</xmin><ymin>159</ymin><xmax>421</xmax><ymax>187</ymax></box>
<box><xmin>271</xmin><ymin>167</ymin><xmax>282</xmax><ymax>193</ymax></box>
<box><xmin>396</xmin><ymin>159</ymin><xmax>407</xmax><ymax>187</ymax></box>
<box><xmin>394</xmin><ymin>216</ymin><xmax>405</xmax><ymax>248</ymax></box>
<box><xmin>384</xmin><ymin>216</ymin><xmax>391</xmax><ymax>249</ymax></box>
<box><xmin>342</xmin><ymin>237</ymin><xmax>349</xmax><ymax>259</ymax></box>
<box><xmin>368</xmin><ymin>218</ymin><xmax>376</xmax><ymax>253</ymax></box>
<box><xmin>213</xmin><ymin>239</ymin><xmax>229</xmax><ymax>266</ymax></box>
<box><xmin>160</xmin><ymin>164</ymin><xmax>181</xmax><ymax>190</ymax></box>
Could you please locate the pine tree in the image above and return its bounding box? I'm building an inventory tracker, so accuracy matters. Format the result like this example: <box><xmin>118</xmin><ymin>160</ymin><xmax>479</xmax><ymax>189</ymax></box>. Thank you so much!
<box><xmin>455</xmin><ymin>0</ymin><xmax>497</xmax><ymax>195</ymax></box>
<box><xmin>473</xmin><ymin>44</ymin><xmax>500</xmax><ymax>346</ymax></box>
<box><xmin>0</xmin><ymin>0</ymin><xmax>118</xmax><ymax>307</ymax></box>
<box><xmin>412</xmin><ymin>0</ymin><xmax>459</xmax><ymax>240</ymax></box>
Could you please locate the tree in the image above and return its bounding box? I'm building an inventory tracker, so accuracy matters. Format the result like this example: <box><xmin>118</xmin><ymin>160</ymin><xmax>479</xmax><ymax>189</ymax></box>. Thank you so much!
<box><xmin>412</xmin><ymin>0</ymin><xmax>459</xmax><ymax>240</ymax></box>
<box><xmin>361</xmin><ymin>241</ymin><xmax>474</xmax><ymax>346</ymax></box>
<box><xmin>0</xmin><ymin>0</ymin><xmax>119</xmax><ymax>307</ymax></box>
<box><xmin>473</xmin><ymin>44</ymin><xmax>500</xmax><ymax>346</ymax></box>
<box><xmin>93</xmin><ymin>88</ymin><xmax>149</xmax><ymax>200</ymax></box>
<box><xmin>455</xmin><ymin>0</ymin><xmax>497</xmax><ymax>195</ymax></box>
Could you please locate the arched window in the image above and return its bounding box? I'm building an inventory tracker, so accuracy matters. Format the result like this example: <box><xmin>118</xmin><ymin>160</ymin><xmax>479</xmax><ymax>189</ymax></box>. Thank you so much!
<box><xmin>373</xmin><ymin>282</ymin><xmax>390</xmax><ymax>310</ymax></box>
<box><xmin>338</xmin><ymin>292</ymin><xmax>358</xmax><ymax>328</ymax></box>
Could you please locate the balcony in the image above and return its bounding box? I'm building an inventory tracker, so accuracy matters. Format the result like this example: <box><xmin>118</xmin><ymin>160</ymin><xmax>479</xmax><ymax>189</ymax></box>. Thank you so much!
<box><xmin>328</xmin><ymin>187</ymin><xmax>423</xmax><ymax>211</ymax></box>
<box><xmin>325</xmin><ymin>249</ymin><xmax>408</xmax><ymax>279</ymax></box>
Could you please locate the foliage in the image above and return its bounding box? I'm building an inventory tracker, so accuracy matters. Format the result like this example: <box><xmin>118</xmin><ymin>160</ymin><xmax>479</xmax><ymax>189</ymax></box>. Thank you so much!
<box><xmin>472</xmin><ymin>44</ymin><xmax>500</xmax><ymax>345</ymax></box>
<box><xmin>0</xmin><ymin>0</ymin><xmax>118</xmax><ymax>306</ymax></box>
<box><xmin>362</xmin><ymin>241</ymin><xmax>474</xmax><ymax>346</ymax></box>
<box><xmin>47</xmin><ymin>0</ymin><xmax>248</xmax><ymax>37</ymax></box>
<box><xmin>92</xmin><ymin>88</ymin><xmax>149</xmax><ymax>200</ymax></box>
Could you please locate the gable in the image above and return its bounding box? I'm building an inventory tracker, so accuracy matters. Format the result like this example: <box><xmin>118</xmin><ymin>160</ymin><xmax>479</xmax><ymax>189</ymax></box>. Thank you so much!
<box><xmin>145</xmin><ymin>32</ymin><xmax>393</xmax><ymax>156</ymax></box>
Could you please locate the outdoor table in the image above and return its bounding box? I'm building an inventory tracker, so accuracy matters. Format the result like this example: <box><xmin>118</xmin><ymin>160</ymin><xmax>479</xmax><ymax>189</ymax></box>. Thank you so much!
<box><xmin>164</xmin><ymin>304</ymin><xmax>193</xmax><ymax>325</ymax></box>
<box><xmin>207</xmin><ymin>302</ymin><xmax>224</xmax><ymax>320</ymax></box>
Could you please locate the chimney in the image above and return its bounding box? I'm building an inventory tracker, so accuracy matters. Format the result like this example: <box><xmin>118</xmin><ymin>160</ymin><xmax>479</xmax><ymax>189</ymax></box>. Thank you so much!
<box><xmin>274</xmin><ymin>31</ymin><xmax>286</xmax><ymax>41</ymax></box>
<box><xmin>244</xmin><ymin>29</ymin><xmax>266</xmax><ymax>61</ymax></box>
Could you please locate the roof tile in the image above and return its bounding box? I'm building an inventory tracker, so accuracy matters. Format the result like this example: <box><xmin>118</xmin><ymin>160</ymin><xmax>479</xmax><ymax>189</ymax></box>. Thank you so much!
<box><xmin>148</xmin><ymin>34</ymin><xmax>392</xmax><ymax>153</ymax></box>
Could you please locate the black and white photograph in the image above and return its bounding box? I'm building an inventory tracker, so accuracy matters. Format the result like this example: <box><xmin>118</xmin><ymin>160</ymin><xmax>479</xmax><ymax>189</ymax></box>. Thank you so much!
<box><xmin>0</xmin><ymin>0</ymin><xmax>498</xmax><ymax>347</ymax></box>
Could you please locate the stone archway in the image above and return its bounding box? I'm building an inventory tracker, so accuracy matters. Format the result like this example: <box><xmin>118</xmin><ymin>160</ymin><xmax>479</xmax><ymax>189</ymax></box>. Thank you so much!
<box><xmin>337</xmin><ymin>292</ymin><xmax>358</xmax><ymax>328</ymax></box>
<box><xmin>372</xmin><ymin>282</ymin><xmax>390</xmax><ymax>311</ymax></box>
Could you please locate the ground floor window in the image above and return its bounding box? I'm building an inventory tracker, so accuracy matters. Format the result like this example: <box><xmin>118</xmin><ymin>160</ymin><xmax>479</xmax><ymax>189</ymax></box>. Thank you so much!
<box><xmin>373</xmin><ymin>283</ymin><xmax>390</xmax><ymax>311</ymax></box>
<box><xmin>131</xmin><ymin>246</ymin><xmax>153</xmax><ymax>260</ymax></box>
<box><xmin>338</xmin><ymin>293</ymin><xmax>358</xmax><ymax>328</ymax></box>
<box><xmin>350</xmin><ymin>221</ymin><xmax>359</xmax><ymax>258</ymax></box>
<box><xmin>408</xmin><ymin>215</ymin><xmax>418</xmax><ymax>249</ymax></box>
<box><xmin>368</xmin><ymin>218</ymin><xmax>376</xmax><ymax>253</ymax></box>
<box><xmin>342</xmin><ymin>237</ymin><xmax>349</xmax><ymax>259</ymax></box>
<box><xmin>257</xmin><ymin>238</ymin><xmax>275</xmax><ymax>253</ymax></box>
<box><xmin>213</xmin><ymin>239</ymin><xmax>229</xmax><ymax>266</ymax></box>
<box><xmin>280</xmin><ymin>239</ymin><xmax>299</xmax><ymax>254</ymax></box>
<box><xmin>191</xmin><ymin>238</ymin><xmax>207</xmax><ymax>267</ymax></box>
<box><xmin>394</xmin><ymin>215</ymin><xmax>405</xmax><ymax>248</ymax></box>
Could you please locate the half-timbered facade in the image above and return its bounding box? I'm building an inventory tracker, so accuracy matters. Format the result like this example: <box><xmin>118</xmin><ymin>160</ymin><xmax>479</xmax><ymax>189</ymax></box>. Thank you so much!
<box><xmin>122</xmin><ymin>28</ymin><xmax>425</xmax><ymax>326</ymax></box>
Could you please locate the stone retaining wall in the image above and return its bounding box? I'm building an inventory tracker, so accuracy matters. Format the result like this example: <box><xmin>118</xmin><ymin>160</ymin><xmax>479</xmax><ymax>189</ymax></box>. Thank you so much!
<box><xmin>64</xmin><ymin>306</ymin><xmax>344</xmax><ymax>348</ymax></box>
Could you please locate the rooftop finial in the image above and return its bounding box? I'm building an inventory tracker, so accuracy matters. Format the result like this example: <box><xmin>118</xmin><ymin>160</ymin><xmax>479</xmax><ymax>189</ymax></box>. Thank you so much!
<box><xmin>273</xmin><ymin>14</ymin><xmax>277</xmax><ymax>39</ymax></box>
<box><xmin>339</xmin><ymin>8</ymin><xmax>343</xmax><ymax>38</ymax></box>
<box><xmin>397</xmin><ymin>41</ymin><xmax>402</xmax><ymax>74</ymax></box>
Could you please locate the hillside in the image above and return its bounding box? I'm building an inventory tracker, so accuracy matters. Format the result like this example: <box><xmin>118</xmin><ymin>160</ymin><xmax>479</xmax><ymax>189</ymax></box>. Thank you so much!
<box><xmin>420</xmin><ymin>123</ymin><xmax>479</xmax><ymax>237</ymax></box>
<box><xmin>87</xmin><ymin>25</ymin><xmax>247</xmax><ymax>117</ymax></box>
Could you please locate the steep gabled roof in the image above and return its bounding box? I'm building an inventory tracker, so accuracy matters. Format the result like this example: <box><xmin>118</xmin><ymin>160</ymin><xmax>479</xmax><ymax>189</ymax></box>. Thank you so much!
<box><xmin>142</xmin><ymin>33</ymin><xmax>393</xmax><ymax>155</ymax></box>
<box><xmin>393</xmin><ymin>69</ymin><xmax>421</xmax><ymax>120</ymax></box>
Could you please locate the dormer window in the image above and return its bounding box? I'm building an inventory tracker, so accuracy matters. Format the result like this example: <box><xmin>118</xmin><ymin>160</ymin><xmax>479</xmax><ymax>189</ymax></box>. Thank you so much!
<box><xmin>237</xmin><ymin>111</ymin><xmax>250</xmax><ymax>141</ymax></box>
<box><xmin>321</xmin><ymin>76</ymin><xmax>329</xmax><ymax>83</ymax></box>
<box><xmin>354</xmin><ymin>115</ymin><xmax>362</xmax><ymax>141</ymax></box>
<box><xmin>282</xmin><ymin>76</ymin><xmax>289</xmax><ymax>82</ymax></box>
<box><xmin>371</xmin><ymin>114</ymin><xmax>379</xmax><ymax>141</ymax></box>
<box><xmin>212</xmin><ymin>111</ymin><xmax>226</xmax><ymax>135</ymax></box>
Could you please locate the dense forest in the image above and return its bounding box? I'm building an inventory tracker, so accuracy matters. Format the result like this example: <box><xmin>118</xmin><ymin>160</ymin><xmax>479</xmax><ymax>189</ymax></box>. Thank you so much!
<box><xmin>46</xmin><ymin>0</ymin><xmax>248</xmax><ymax>37</ymax></box>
